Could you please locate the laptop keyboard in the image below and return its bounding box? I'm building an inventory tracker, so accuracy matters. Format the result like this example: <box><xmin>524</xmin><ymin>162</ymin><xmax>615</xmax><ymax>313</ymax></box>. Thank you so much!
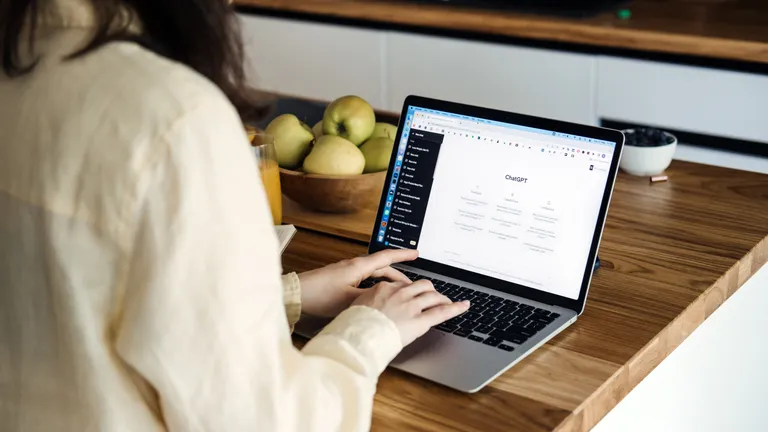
<box><xmin>359</xmin><ymin>271</ymin><xmax>561</xmax><ymax>352</ymax></box>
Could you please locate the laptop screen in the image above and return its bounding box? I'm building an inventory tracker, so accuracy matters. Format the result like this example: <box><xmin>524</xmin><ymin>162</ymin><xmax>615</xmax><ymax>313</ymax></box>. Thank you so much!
<box><xmin>376</xmin><ymin>105</ymin><xmax>617</xmax><ymax>300</ymax></box>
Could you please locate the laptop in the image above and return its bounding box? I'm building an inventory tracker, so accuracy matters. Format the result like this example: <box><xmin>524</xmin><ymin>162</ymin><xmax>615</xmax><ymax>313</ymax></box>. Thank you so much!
<box><xmin>295</xmin><ymin>96</ymin><xmax>625</xmax><ymax>393</ymax></box>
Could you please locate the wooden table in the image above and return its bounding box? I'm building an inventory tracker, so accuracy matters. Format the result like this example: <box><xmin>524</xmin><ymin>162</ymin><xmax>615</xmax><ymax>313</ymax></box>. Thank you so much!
<box><xmin>281</xmin><ymin>160</ymin><xmax>768</xmax><ymax>432</ymax></box>
<box><xmin>236</xmin><ymin>0</ymin><xmax>768</xmax><ymax>64</ymax></box>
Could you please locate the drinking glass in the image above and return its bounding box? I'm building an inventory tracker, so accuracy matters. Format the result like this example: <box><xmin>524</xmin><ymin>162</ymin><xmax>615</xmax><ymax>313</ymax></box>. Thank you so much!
<box><xmin>250</xmin><ymin>131</ymin><xmax>283</xmax><ymax>225</ymax></box>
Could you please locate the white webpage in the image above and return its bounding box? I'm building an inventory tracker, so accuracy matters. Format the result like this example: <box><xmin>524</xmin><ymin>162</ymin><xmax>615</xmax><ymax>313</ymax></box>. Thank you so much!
<box><xmin>416</xmin><ymin>124</ymin><xmax>614</xmax><ymax>300</ymax></box>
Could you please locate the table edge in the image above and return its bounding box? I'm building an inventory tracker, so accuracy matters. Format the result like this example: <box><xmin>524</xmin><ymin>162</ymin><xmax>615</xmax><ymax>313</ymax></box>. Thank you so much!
<box><xmin>553</xmin><ymin>234</ymin><xmax>768</xmax><ymax>432</ymax></box>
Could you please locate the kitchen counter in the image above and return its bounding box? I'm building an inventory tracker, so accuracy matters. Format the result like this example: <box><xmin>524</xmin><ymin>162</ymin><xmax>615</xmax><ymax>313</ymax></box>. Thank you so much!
<box><xmin>281</xmin><ymin>159</ymin><xmax>768</xmax><ymax>431</ymax></box>
<box><xmin>235</xmin><ymin>0</ymin><xmax>768</xmax><ymax>65</ymax></box>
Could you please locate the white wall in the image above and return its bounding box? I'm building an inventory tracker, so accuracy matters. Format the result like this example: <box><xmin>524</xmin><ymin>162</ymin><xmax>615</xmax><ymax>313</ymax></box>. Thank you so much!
<box><xmin>593</xmin><ymin>263</ymin><xmax>768</xmax><ymax>432</ymax></box>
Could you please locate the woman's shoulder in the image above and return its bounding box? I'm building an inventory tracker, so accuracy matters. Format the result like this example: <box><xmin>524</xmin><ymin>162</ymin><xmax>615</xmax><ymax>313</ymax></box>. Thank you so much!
<box><xmin>87</xmin><ymin>40</ymin><xmax>237</xmax><ymax>127</ymax></box>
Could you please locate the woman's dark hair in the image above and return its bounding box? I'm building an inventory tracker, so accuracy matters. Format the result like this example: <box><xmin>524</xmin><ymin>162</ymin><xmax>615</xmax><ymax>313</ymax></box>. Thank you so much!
<box><xmin>0</xmin><ymin>0</ymin><xmax>267</xmax><ymax>122</ymax></box>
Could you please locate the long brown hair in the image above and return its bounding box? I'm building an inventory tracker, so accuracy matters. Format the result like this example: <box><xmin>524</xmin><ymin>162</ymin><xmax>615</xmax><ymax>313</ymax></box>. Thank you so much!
<box><xmin>0</xmin><ymin>0</ymin><xmax>266</xmax><ymax>122</ymax></box>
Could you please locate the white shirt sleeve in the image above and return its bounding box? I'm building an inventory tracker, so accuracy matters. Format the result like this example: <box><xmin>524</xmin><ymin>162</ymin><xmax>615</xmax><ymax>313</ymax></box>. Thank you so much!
<box><xmin>113</xmin><ymin>95</ymin><xmax>402</xmax><ymax>432</ymax></box>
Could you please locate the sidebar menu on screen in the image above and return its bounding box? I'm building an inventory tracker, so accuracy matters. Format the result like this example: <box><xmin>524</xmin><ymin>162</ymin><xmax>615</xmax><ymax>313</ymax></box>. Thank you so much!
<box><xmin>377</xmin><ymin>126</ymin><xmax>444</xmax><ymax>249</ymax></box>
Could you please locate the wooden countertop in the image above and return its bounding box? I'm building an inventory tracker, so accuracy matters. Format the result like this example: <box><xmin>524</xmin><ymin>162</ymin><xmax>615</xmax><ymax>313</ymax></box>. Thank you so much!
<box><xmin>236</xmin><ymin>0</ymin><xmax>768</xmax><ymax>65</ymax></box>
<box><xmin>281</xmin><ymin>160</ymin><xmax>768</xmax><ymax>432</ymax></box>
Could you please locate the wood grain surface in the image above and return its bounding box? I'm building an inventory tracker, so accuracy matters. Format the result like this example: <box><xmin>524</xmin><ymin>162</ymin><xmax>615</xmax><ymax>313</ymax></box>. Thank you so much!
<box><xmin>281</xmin><ymin>160</ymin><xmax>768</xmax><ymax>432</ymax></box>
<box><xmin>235</xmin><ymin>0</ymin><xmax>768</xmax><ymax>64</ymax></box>
<box><xmin>282</xmin><ymin>196</ymin><xmax>377</xmax><ymax>242</ymax></box>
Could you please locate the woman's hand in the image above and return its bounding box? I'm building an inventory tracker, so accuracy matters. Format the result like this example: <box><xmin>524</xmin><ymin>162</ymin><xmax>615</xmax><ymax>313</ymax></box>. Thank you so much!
<box><xmin>352</xmin><ymin>280</ymin><xmax>470</xmax><ymax>346</ymax></box>
<box><xmin>297</xmin><ymin>249</ymin><xmax>418</xmax><ymax>318</ymax></box>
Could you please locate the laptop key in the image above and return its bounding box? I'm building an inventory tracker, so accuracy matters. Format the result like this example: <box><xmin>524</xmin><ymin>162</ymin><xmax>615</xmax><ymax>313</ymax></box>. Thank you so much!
<box><xmin>489</xmin><ymin>329</ymin><xmax>529</xmax><ymax>345</ymax></box>
<box><xmin>501</xmin><ymin>305</ymin><xmax>518</xmax><ymax>313</ymax></box>
<box><xmin>436</xmin><ymin>324</ymin><xmax>458</xmax><ymax>332</ymax></box>
<box><xmin>498</xmin><ymin>344</ymin><xmax>515</xmax><ymax>352</ymax></box>
<box><xmin>532</xmin><ymin>315</ymin><xmax>554</xmax><ymax>324</ymax></box>
<box><xmin>473</xmin><ymin>292</ymin><xmax>488</xmax><ymax>298</ymax></box>
<box><xmin>534</xmin><ymin>308</ymin><xmax>549</xmax><ymax>315</ymax></box>
<box><xmin>492</xmin><ymin>321</ymin><xmax>509</xmax><ymax>330</ymax></box>
<box><xmin>507</xmin><ymin>324</ymin><xmax>537</xmax><ymax>337</ymax></box>
<box><xmin>462</xmin><ymin>312</ymin><xmax>481</xmax><ymax>321</ymax></box>
<box><xmin>475</xmin><ymin>324</ymin><xmax>494</xmax><ymax>334</ymax></box>
<box><xmin>446</xmin><ymin>317</ymin><xmax>464</xmax><ymax>327</ymax></box>
<box><xmin>550</xmin><ymin>312</ymin><xmax>561</xmax><ymax>319</ymax></box>
<box><xmin>468</xmin><ymin>335</ymin><xmax>484</xmax><ymax>342</ymax></box>
<box><xmin>460</xmin><ymin>321</ymin><xmax>479</xmax><ymax>330</ymax></box>
<box><xmin>469</xmin><ymin>304</ymin><xmax>487</xmax><ymax>314</ymax></box>
<box><xmin>477</xmin><ymin>315</ymin><xmax>495</xmax><ymax>325</ymax></box>
<box><xmin>453</xmin><ymin>327</ymin><xmax>473</xmax><ymax>338</ymax></box>
<box><xmin>486</xmin><ymin>301</ymin><xmax>503</xmax><ymax>310</ymax></box>
<box><xmin>488</xmin><ymin>295</ymin><xmax>503</xmax><ymax>302</ymax></box>
<box><xmin>531</xmin><ymin>322</ymin><xmax>547</xmax><ymax>331</ymax></box>
<box><xmin>482</xmin><ymin>337</ymin><xmax>503</xmax><ymax>347</ymax></box>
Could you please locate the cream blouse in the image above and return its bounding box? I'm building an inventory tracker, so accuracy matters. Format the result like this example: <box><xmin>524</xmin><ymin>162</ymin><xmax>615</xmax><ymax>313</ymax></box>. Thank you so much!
<box><xmin>0</xmin><ymin>1</ymin><xmax>402</xmax><ymax>431</ymax></box>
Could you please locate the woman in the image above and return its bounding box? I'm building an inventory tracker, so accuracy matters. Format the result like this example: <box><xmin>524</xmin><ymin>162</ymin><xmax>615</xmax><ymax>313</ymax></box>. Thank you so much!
<box><xmin>0</xmin><ymin>0</ymin><xmax>469</xmax><ymax>430</ymax></box>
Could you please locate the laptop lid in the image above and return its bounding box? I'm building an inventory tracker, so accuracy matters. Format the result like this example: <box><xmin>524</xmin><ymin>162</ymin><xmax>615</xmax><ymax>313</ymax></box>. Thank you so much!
<box><xmin>368</xmin><ymin>96</ymin><xmax>624</xmax><ymax>314</ymax></box>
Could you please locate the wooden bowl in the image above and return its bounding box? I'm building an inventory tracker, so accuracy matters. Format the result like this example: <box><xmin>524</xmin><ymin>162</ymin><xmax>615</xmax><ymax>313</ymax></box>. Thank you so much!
<box><xmin>279</xmin><ymin>168</ymin><xmax>387</xmax><ymax>213</ymax></box>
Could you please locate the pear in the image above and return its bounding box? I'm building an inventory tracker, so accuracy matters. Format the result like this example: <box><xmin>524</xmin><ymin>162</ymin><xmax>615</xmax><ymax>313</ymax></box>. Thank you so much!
<box><xmin>360</xmin><ymin>137</ymin><xmax>394</xmax><ymax>173</ymax></box>
<box><xmin>311</xmin><ymin>120</ymin><xmax>324</xmax><ymax>139</ymax></box>
<box><xmin>303</xmin><ymin>135</ymin><xmax>365</xmax><ymax>176</ymax></box>
<box><xmin>369</xmin><ymin>123</ymin><xmax>397</xmax><ymax>140</ymax></box>
<box><xmin>265</xmin><ymin>114</ymin><xmax>314</xmax><ymax>169</ymax></box>
<box><xmin>323</xmin><ymin>95</ymin><xmax>376</xmax><ymax>146</ymax></box>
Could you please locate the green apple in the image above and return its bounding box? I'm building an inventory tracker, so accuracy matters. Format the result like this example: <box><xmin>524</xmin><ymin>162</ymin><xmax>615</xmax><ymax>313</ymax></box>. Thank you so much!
<box><xmin>369</xmin><ymin>123</ymin><xmax>397</xmax><ymax>140</ymax></box>
<box><xmin>303</xmin><ymin>135</ymin><xmax>365</xmax><ymax>176</ymax></box>
<box><xmin>360</xmin><ymin>137</ymin><xmax>394</xmax><ymax>173</ymax></box>
<box><xmin>322</xmin><ymin>95</ymin><xmax>376</xmax><ymax>146</ymax></box>
<box><xmin>265</xmin><ymin>114</ymin><xmax>314</xmax><ymax>169</ymax></box>
<box><xmin>311</xmin><ymin>120</ymin><xmax>324</xmax><ymax>139</ymax></box>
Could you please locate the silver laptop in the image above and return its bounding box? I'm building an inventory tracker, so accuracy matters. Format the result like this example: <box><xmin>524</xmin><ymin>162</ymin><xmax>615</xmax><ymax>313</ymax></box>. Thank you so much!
<box><xmin>295</xmin><ymin>96</ymin><xmax>625</xmax><ymax>393</ymax></box>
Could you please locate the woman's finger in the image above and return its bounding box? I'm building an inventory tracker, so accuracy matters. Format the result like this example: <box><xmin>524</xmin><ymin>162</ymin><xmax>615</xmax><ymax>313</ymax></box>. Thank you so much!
<box><xmin>412</xmin><ymin>291</ymin><xmax>452</xmax><ymax>312</ymax></box>
<box><xmin>419</xmin><ymin>301</ymin><xmax>471</xmax><ymax>327</ymax></box>
<box><xmin>397</xmin><ymin>279</ymin><xmax>435</xmax><ymax>299</ymax></box>
<box><xmin>370</xmin><ymin>266</ymin><xmax>410</xmax><ymax>283</ymax></box>
<box><xmin>348</xmin><ymin>249</ymin><xmax>419</xmax><ymax>277</ymax></box>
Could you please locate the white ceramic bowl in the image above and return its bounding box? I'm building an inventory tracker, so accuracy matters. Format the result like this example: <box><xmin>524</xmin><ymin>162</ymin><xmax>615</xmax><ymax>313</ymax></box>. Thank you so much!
<box><xmin>619</xmin><ymin>130</ymin><xmax>677</xmax><ymax>176</ymax></box>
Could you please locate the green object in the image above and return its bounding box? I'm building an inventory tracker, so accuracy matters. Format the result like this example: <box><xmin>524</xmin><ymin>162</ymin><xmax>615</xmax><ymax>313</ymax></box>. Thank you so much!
<box><xmin>617</xmin><ymin>8</ymin><xmax>632</xmax><ymax>20</ymax></box>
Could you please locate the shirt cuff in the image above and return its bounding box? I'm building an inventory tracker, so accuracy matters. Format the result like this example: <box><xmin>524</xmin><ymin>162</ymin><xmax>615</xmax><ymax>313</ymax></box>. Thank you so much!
<box><xmin>310</xmin><ymin>305</ymin><xmax>402</xmax><ymax>376</ymax></box>
<box><xmin>281</xmin><ymin>273</ymin><xmax>302</xmax><ymax>331</ymax></box>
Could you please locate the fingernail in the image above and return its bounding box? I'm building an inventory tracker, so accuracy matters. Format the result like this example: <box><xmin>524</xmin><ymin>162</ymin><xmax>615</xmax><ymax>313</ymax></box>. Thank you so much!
<box><xmin>462</xmin><ymin>300</ymin><xmax>470</xmax><ymax>306</ymax></box>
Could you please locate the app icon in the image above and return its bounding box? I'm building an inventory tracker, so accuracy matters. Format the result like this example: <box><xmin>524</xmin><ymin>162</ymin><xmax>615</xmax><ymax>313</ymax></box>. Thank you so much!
<box><xmin>385</xmin><ymin>241</ymin><xmax>389</xmax><ymax>246</ymax></box>
<box><xmin>378</xmin><ymin>235</ymin><xmax>384</xmax><ymax>242</ymax></box>
<box><xmin>397</xmin><ymin>155</ymin><xmax>403</xmax><ymax>161</ymax></box>
<box><xmin>386</xmin><ymin>202</ymin><xmax>392</xmax><ymax>207</ymax></box>
<box><xmin>384</xmin><ymin>210</ymin><xmax>390</xmax><ymax>216</ymax></box>
<box><xmin>602</xmin><ymin>154</ymin><xmax>606</xmax><ymax>158</ymax></box>
<box><xmin>589</xmin><ymin>165</ymin><xmax>594</xmax><ymax>171</ymax></box>
<box><xmin>388</xmin><ymin>190</ymin><xmax>394</xmax><ymax>196</ymax></box>
<box><xmin>381</xmin><ymin>221</ymin><xmax>387</xmax><ymax>227</ymax></box>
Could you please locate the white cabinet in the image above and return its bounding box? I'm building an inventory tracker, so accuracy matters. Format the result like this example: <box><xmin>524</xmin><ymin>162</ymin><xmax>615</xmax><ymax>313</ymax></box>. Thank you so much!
<box><xmin>385</xmin><ymin>33</ymin><xmax>597</xmax><ymax>124</ymax></box>
<box><xmin>239</xmin><ymin>15</ymin><xmax>387</xmax><ymax>109</ymax></box>
<box><xmin>597</xmin><ymin>57</ymin><xmax>768</xmax><ymax>144</ymax></box>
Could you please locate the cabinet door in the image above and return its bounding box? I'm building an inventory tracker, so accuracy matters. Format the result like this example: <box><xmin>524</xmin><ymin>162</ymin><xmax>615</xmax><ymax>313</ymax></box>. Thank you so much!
<box><xmin>597</xmin><ymin>57</ymin><xmax>768</xmax><ymax>144</ymax></box>
<box><xmin>239</xmin><ymin>15</ymin><xmax>386</xmax><ymax>109</ymax></box>
<box><xmin>386</xmin><ymin>33</ymin><xmax>597</xmax><ymax>124</ymax></box>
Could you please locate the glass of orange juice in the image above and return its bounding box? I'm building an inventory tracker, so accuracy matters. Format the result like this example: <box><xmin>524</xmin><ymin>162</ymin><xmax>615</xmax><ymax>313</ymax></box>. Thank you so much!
<box><xmin>249</xmin><ymin>130</ymin><xmax>283</xmax><ymax>225</ymax></box>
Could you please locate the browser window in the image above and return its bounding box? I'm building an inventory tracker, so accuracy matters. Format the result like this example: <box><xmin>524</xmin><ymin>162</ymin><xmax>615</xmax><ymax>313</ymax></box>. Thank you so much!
<box><xmin>378</xmin><ymin>106</ymin><xmax>615</xmax><ymax>300</ymax></box>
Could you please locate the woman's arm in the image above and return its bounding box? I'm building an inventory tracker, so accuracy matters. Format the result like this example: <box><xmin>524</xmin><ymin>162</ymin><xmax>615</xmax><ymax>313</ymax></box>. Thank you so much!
<box><xmin>113</xmin><ymin>95</ymin><xmax>401</xmax><ymax>431</ymax></box>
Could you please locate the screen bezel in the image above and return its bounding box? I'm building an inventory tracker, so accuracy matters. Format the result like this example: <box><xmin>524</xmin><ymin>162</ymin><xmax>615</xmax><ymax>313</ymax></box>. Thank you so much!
<box><xmin>368</xmin><ymin>95</ymin><xmax>625</xmax><ymax>314</ymax></box>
